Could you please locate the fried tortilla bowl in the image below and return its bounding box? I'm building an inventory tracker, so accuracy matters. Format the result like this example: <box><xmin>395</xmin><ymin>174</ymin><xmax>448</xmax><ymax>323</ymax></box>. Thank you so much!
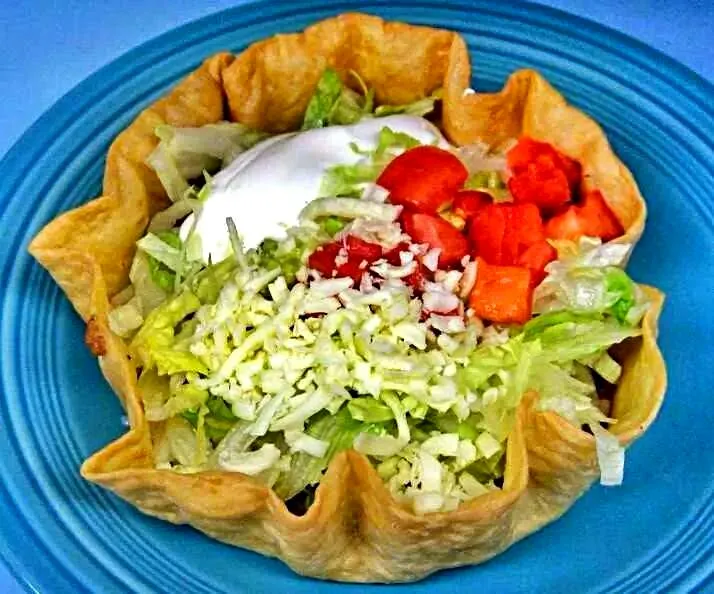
<box><xmin>28</xmin><ymin>13</ymin><xmax>666</xmax><ymax>583</ymax></box>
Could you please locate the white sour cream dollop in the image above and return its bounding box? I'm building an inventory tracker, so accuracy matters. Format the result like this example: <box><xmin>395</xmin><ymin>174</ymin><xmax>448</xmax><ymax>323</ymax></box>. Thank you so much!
<box><xmin>180</xmin><ymin>115</ymin><xmax>452</xmax><ymax>263</ymax></box>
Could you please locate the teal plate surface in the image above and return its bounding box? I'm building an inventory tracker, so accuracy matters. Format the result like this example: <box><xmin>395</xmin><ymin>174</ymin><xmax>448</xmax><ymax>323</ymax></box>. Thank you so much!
<box><xmin>1</xmin><ymin>1</ymin><xmax>713</xmax><ymax>592</ymax></box>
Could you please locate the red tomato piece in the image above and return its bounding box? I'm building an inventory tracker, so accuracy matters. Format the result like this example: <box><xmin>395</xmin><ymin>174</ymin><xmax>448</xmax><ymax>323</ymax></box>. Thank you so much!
<box><xmin>508</xmin><ymin>161</ymin><xmax>571</xmax><ymax>210</ymax></box>
<box><xmin>469</xmin><ymin>258</ymin><xmax>534</xmax><ymax>324</ymax></box>
<box><xmin>335</xmin><ymin>259</ymin><xmax>368</xmax><ymax>283</ymax></box>
<box><xmin>577</xmin><ymin>190</ymin><xmax>624</xmax><ymax>241</ymax></box>
<box><xmin>383</xmin><ymin>241</ymin><xmax>430</xmax><ymax>290</ymax></box>
<box><xmin>402</xmin><ymin>211</ymin><xmax>469</xmax><ymax>268</ymax></box>
<box><xmin>307</xmin><ymin>235</ymin><xmax>384</xmax><ymax>281</ymax></box>
<box><xmin>307</xmin><ymin>242</ymin><xmax>341</xmax><ymax>276</ymax></box>
<box><xmin>507</xmin><ymin>137</ymin><xmax>547</xmax><ymax>171</ymax></box>
<box><xmin>452</xmin><ymin>190</ymin><xmax>490</xmax><ymax>220</ymax></box>
<box><xmin>545</xmin><ymin>190</ymin><xmax>623</xmax><ymax>241</ymax></box>
<box><xmin>342</xmin><ymin>236</ymin><xmax>383</xmax><ymax>263</ymax></box>
<box><xmin>517</xmin><ymin>240</ymin><xmax>557</xmax><ymax>285</ymax></box>
<box><xmin>507</xmin><ymin>137</ymin><xmax>581</xmax><ymax>188</ymax></box>
<box><xmin>508</xmin><ymin>202</ymin><xmax>545</xmax><ymax>248</ymax></box>
<box><xmin>543</xmin><ymin>208</ymin><xmax>584</xmax><ymax>242</ymax></box>
<box><xmin>469</xmin><ymin>203</ymin><xmax>544</xmax><ymax>265</ymax></box>
<box><xmin>378</xmin><ymin>146</ymin><xmax>468</xmax><ymax>214</ymax></box>
<box><xmin>469</xmin><ymin>204</ymin><xmax>507</xmax><ymax>264</ymax></box>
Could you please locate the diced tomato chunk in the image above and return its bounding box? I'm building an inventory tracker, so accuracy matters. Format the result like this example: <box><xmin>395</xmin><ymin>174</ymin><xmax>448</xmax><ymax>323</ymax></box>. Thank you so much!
<box><xmin>577</xmin><ymin>190</ymin><xmax>623</xmax><ymax>240</ymax></box>
<box><xmin>517</xmin><ymin>240</ymin><xmax>557</xmax><ymax>285</ymax></box>
<box><xmin>452</xmin><ymin>190</ymin><xmax>490</xmax><ymax>220</ymax></box>
<box><xmin>401</xmin><ymin>211</ymin><xmax>469</xmax><ymax>268</ymax></box>
<box><xmin>507</xmin><ymin>137</ymin><xmax>581</xmax><ymax>188</ymax></box>
<box><xmin>469</xmin><ymin>203</ymin><xmax>544</xmax><ymax>266</ymax></box>
<box><xmin>544</xmin><ymin>208</ymin><xmax>583</xmax><ymax>242</ymax></box>
<box><xmin>509</xmin><ymin>202</ymin><xmax>545</xmax><ymax>246</ymax></box>
<box><xmin>508</xmin><ymin>161</ymin><xmax>571</xmax><ymax>210</ymax></box>
<box><xmin>469</xmin><ymin>204</ymin><xmax>507</xmax><ymax>264</ymax></box>
<box><xmin>469</xmin><ymin>258</ymin><xmax>533</xmax><ymax>324</ymax></box>
<box><xmin>335</xmin><ymin>259</ymin><xmax>367</xmax><ymax>282</ymax></box>
<box><xmin>545</xmin><ymin>189</ymin><xmax>623</xmax><ymax>241</ymax></box>
<box><xmin>307</xmin><ymin>235</ymin><xmax>384</xmax><ymax>282</ymax></box>
<box><xmin>342</xmin><ymin>236</ymin><xmax>383</xmax><ymax>263</ymax></box>
<box><xmin>307</xmin><ymin>242</ymin><xmax>341</xmax><ymax>276</ymax></box>
<box><xmin>383</xmin><ymin>241</ymin><xmax>430</xmax><ymax>290</ymax></box>
<box><xmin>378</xmin><ymin>146</ymin><xmax>469</xmax><ymax>214</ymax></box>
<box><xmin>507</xmin><ymin>137</ymin><xmax>582</xmax><ymax>210</ymax></box>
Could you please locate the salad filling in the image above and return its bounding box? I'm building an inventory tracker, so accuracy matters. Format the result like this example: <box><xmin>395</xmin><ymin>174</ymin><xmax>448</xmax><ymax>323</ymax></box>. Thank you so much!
<box><xmin>110</xmin><ymin>69</ymin><xmax>648</xmax><ymax>514</ymax></box>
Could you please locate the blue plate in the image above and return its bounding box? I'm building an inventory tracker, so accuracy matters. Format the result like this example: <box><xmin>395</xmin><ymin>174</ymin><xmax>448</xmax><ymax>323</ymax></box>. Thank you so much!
<box><xmin>1</xmin><ymin>1</ymin><xmax>713</xmax><ymax>592</ymax></box>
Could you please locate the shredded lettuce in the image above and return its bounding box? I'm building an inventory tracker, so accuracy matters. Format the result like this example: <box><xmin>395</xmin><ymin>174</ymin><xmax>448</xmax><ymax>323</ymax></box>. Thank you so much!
<box><xmin>147</xmin><ymin>121</ymin><xmax>268</xmax><ymax>203</ymax></box>
<box><xmin>148</xmin><ymin>198</ymin><xmax>201</xmax><ymax>234</ymax></box>
<box><xmin>591</xmin><ymin>423</ymin><xmax>625</xmax><ymax>486</ymax></box>
<box><xmin>156</xmin><ymin>122</ymin><xmax>268</xmax><ymax>167</ymax></box>
<box><xmin>130</xmin><ymin>290</ymin><xmax>204</xmax><ymax>374</ymax></box>
<box><xmin>317</xmin><ymin>216</ymin><xmax>347</xmax><ymax>236</ymax></box>
<box><xmin>302</xmin><ymin>68</ymin><xmax>440</xmax><ymax>131</ymax></box>
<box><xmin>534</xmin><ymin>237</ymin><xmax>648</xmax><ymax>325</ymax></box>
<box><xmin>273</xmin><ymin>407</ymin><xmax>365</xmax><ymax>499</ymax></box>
<box><xmin>108</xmin><ymin>295</ymin><xmax>144</xmax><ymax>338</ymax></box>
<box><xmin>374</xmin><ymin>89</ymin><xmax>441</xmax><ymax>117</ymax></box>
<box><xmin>136</xmin><ymin>230</ymin><xmax>183</xmax><ymax>293</ymax></box>
<box><xmin>302</xmin><ymin>69</ymin><xmax>350</xmax><ymax>129</ymax></box>
<box><xmin>300</xmin><ymin>197</ymin><xmax>401</xmax><ymax>223</ymax></box>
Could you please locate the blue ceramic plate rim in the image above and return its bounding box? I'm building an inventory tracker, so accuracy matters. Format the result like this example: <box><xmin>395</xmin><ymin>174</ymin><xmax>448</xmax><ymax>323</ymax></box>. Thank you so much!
<box><xmin>1</xmin><ymin>1</ymin><xmax>713</xmax><ymax>592</ymax></box>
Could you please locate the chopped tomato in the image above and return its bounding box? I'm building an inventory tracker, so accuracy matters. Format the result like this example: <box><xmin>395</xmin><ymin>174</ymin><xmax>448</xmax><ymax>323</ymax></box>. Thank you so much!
<box><xmin>517</xmin><ymin>240</ymin><xmax>557</xmax><ymax>285</ymax></box>
<box><xmin>452</xmin><ymin>190</ymin><xmax>490</xmax><ymax>220</ymax></box>
<box><xmin>378</xmin><ymin>146</ymin><xmax>468</xmax><ymax>214</ymax></box>
<box><xmin>508</xmin><ymin>162</ymin><xmax>571</xmax><ymax>210</ymax></box>
<box><xmin>577</xmin><ymin>190</ymin><xmax>623</xmax><ymax>240</ymax></box>
<box><xmin>507</xmin><ymin>137</ymin><xmax>581</xmax><ymax>209</ymax></box>
<box><xmin>307</xmin><ymin>235</ymin><xmax>384</xmax><ymax>281</ymax></box>
<box><xmin>341</xmin><ymin>236</ymin><xmax>383</xmax><ymax>263</ymax></box>
<box><xmin>509</xmin><ymin>203</ymin><xmax>545</xmax><ymax>245</ymax></box>
<box><xmin>545</xmin><ymin>189</ymin><xmax>623</xmax><ymax>241</ymax></box>
<box><xmin>383</xmin><ymin>241</ymin><xmax>430</xmax><ymax>290</ymax></box>
<box><xmin>507</xmin><ymin>137</ymin><xmax>581</xmax><ymax>188</ymax></box>
<box><xmin>469</xmin><ymin>204</ymin><xmax>507</xmax><ymax>264</ymax></box>
<box><xmin>335</xmin><ymin>259</ymin><xmax>368</xmax><ymax>282</ymax></box>
<box><xmin>307</xmin><ymin>242</ymin><xmax>341</xmax><ymax>277</ymax></box>
<box><xmin>469</xmin><ymin>258</ymin><xmax>533</xmax><ymax>324</ymax></box>
<box><xmin>469</xmin><ymin>203</ymin><xmax>544</xmax><ymax>265</ymax></box>
<box><xmin>401</xmin><ymin>211</ymin><xmax>469</xmax><ymax>268</ymax></box>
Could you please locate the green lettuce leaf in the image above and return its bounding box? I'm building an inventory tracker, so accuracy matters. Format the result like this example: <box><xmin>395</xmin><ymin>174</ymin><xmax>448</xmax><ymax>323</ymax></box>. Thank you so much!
<box><xmin>273</xmin><ymin>407</ymin><xmax>364</xmax><ymax>500</ymax></box>
<box><xmin>147</xmin><ymin>121</ymin><xmax>268</xmax><ymax>203</ymax></box>
<box><xmin>183</xmin><ymin>395</ymin><xmax>239</xmax><ymax>441</ymax></box>
<box><xmin>302</xmin><ymin>69</ymin><xmax>377</xmax><ymax>130</ymax></box>
<box><xmin>187</xmin><ymin>258</ymin><xmax>237</xmax><ymax>304</ymax></box>
<box><xmin>156</xmin><ymin>122</ymin><xmax>268</xmax><ymax>169</ymax></box>
<box><xmin>348</xmin><ymin>398</ymin><xmax>394</xmax><ymax>423</ymax></box>
<box><xmin>527</xmin><ymin>311</ymin><xmax>641</xmax><ymax>364</ymax></box>
<box><xmin>374</xmin><ymin>90</ymin><xmax>441</xmax><ymax>117</ymax></box>
<box><xmin>533</xmin><ymin>237</ymin><xmax>647</xmax><ymax>324</ymax></box>
<box><xmin>107</xmin><ymin>295</ymin><xmax>144</xmax><ymax>338</ymax></box>
<box><xmin>302</xmin><ymin>69</ymin><xmax>344</xmax><ymax>130</ymax></box>
<box><xmin>130</xmin><ymin>290</ymin><xmax>203</xmax><ymax>373</ymax></box>
<box><xmin>139</xmin><ymin>230</ymin><xmax>182</xmax><ymax>292</ymax></box>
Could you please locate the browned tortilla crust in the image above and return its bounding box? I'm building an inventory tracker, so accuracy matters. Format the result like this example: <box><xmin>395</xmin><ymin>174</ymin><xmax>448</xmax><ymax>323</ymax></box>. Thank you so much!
<box><xmin>28</xmin><ymin>13</ymin><xmax>665</xmax><ymax>582</ymax></box>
